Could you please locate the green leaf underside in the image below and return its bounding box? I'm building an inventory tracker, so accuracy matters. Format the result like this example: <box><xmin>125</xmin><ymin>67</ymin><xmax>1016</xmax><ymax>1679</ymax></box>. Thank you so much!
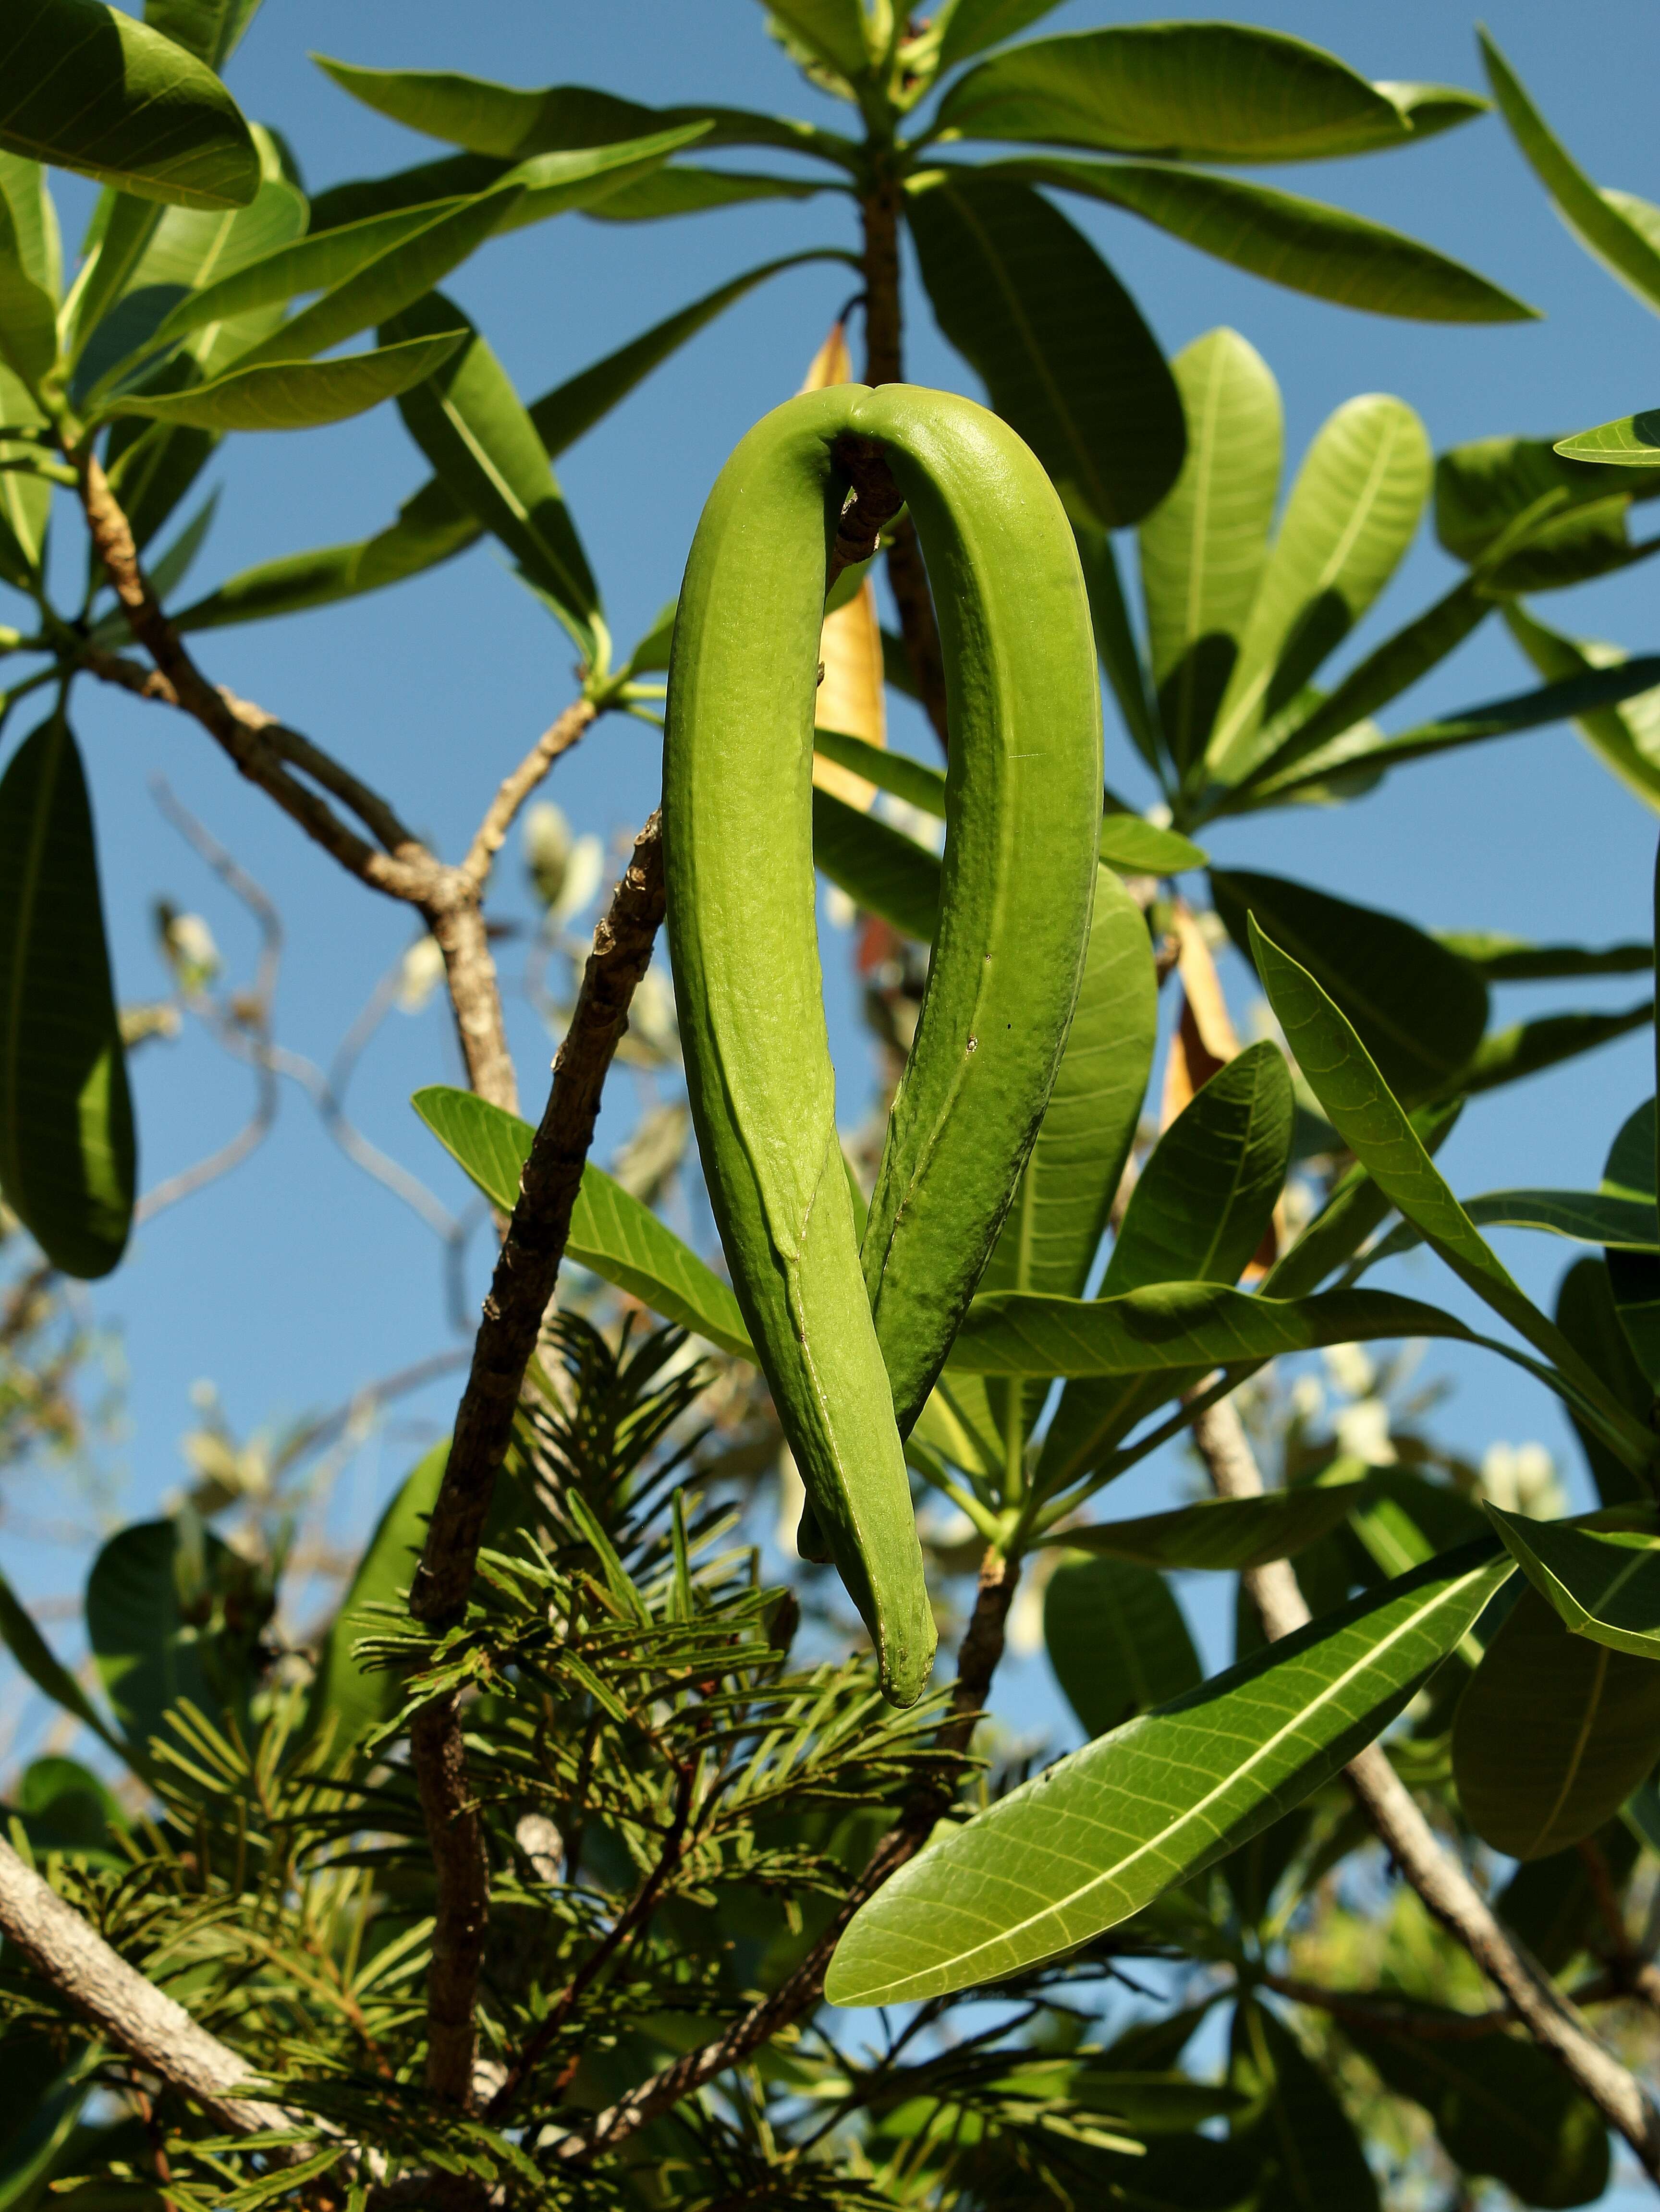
<box><xmin>100</xmin><ymin>329</ymin><xmax>465</xmax><ymax>431</ymax></box>
<box><xmin>1051</xmin><ymin>1481</ymin><xmax>1369</xmax><ymax>1570</ymax></box>
<box><xmin>309</xmin><ymin>1439</ymin><xmax>449</xmax><ymax>1756</ymax></box>
<box><xmin>999</xmin><ymin>158</ymin><xmax>1532</xmax><ymax>323</ymax></box>
<box><xmin>1454</xmin><ymin>1584</ymin><xmax>1660</xmax><ymax>1859</ymax></box>
<box><xmin>827</xmin><ymin>1539</ymin><xmax>1512</xmax><ymax>2005</ymax></box>
<box><xmin>1044</xmin><ymin>1555</ymin><xmax>1200</xmax><ymax>1738</ymax></box>
<box><xmin>1373</xmin><ymin>1187</ymin><xmax>1660</xmax><ymax>1258</ymax></box>
<box><xmin>0</xmin><ymin>0</ymin><xmax>259</xmax><ymax>209</ymax></box>
<box><xmin>410</xmin><ymin>1086</ymin><xmax>753</xmax><ymax>1358</ymax></box>
<box><xmin>907</xmin><ymin>170</ymin><xmax>1184</xmax><ymax>531</ymax></box>
<box><xmin>1488</xmin><ymin>1501</ymin><xmax>1660</xmax><ymax>1659</ymax></box>
<box><xmin>0</xmin><ymin>716</ymin><xmax>134</xmax><ymax>1278</ymax></box>
<box><xmin>1232</xmin><ymin>1997</ymin><xmax>1379</xmax><ymax>2212</ymax></box>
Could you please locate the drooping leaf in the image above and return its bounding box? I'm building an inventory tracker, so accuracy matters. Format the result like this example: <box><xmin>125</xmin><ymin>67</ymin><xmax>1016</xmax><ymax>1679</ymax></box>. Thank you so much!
<box><xmin>1556</xmin><ymin>1255</ymin><xmax>1653</xmax><ymax>1508</ymax></box>
<box><xmin>814</xmin><ymin>729</ymin><xmax>946</xmax><ymax>817</ymax></box>
<box><xmin>86</xmin><ymin>1516</ymin><xmax>270</xmax><ymax>1750</ymax></box>
<box><xmin>1454</xmin><ymin>1583</ymin><xmax>1660</xmax><ymax>1860</ymax></box>
<box><xmin>1044</xmin><ymin>1555</ymin><xmax>1200</xmax><ymax>1738</ymax></box>
<box><xmin>1436</xmin><ymin>432</ymin><xmax>1660</xmax><ymax>593</ymax></box>
<box><xmin>0</xmin><ymin>365</ymin><xmax>49</xmax><ymax>589</ymax></box>
<box><xmin>811</xmin><ymin>785</ymin><xmax>941</xmax><ymax>941</ymax></box>
<box><xmin>0</xmin><ymin>716</ymin><xmax>134</xmax><ymax>1279</ymax></box>
<box><xmin>384</xmin><ymin>292</ymin><xmax>598</xmax><ymax>649</ymax></box>
<box><xmin>1137</xmin><ymin>327</ymin><xmax>1282</xmax><ymax>777</ymax></box>
<box><xmin>582</xmin><ymin>165</ymin><xmax>828</xmax><ymax>221</ymax></box>
<box><xmin>1393</xmin><ymin>1187</ymin><xmax>1660</xmax><ymax>1252</ymax></box>
<box><xmin>1487</xmin><ymin>1500</ymin><xmax>1660</xmax><ymax>1662</ymax></box>
<box><xmin>765</xmin><ymin>0</ymin><xmax>870</xmax><ymax>82</ymax></box>
<box><xmin>411</xmin><ymin>1086</ymin><xmax>754</xmax><ymax>1359</ymax></box>
<box><xmin>907</xmin><ymin>170</ymin><xmax>1184</xmax><ymax>530</ymax></box>
<box><xmin>1051</xmin><ymin>1481</ymin><xmax>1369</xmax><ymax>1572</ymax></box>
<box><xmin>0</xmin><ymin>0</ymin><xmax>259</xmax><ymax>209</ymax></box>
<box><xmin>1437</xmin><ymin>930</ymin><xmax>1653</xmax><ymax>981</ymax></box>
<box><xmin>1002</xmin><ymin>158</ymin><xmax>1532</xmax><ymax>322</ymax></box>
<box><xmin>100</xmin><ymin>328</ymin><xmax>466</xmax><ymax>432</ymax></box>
<box><xmin>826</xmin><ymin>1539</ymin><xmax>1512</xmax><ymax>2005</ymax></box>
<box><xmin>979</xmin><ymin>865</ymin><xmax>1157</xmax><ymax>1305</ymax></box>
<box><xmin>933</xmin><ymin>23</ymin><xmax>1435</xmax><ymax>161</ymax></box>
<box><xmin>0</xmin><ymin>1560</ymin><xmax>127</xmax><ymax>1764</ymax></box>
<box><xmin>1230</xmin><ymin>1999</ymin><xmax>1379</xmax><ymax>2212</ymax></box>
<box><xmin>1339</xmin><ymin>2006</ymin><xmax>1607</xmax><ymax>2209</ymax></box>
<box><xmin>308</xmin><ymin>1440</ymin><xmax>449</xmax><ymax>1759</ymax></box>
<box><xmin>1097</xmin><ymin>814</ymin><xmax>1207</xmax><ymax>874</ymax></box>
<box><xmin>1215</xmin><ymin>871</ymin><xmax>1487</xmax><ymax>1106</ymax></box>
<box><xmin>143</xmin><ymin>0</ymin><xmax>261</xmax><ymax>71</ymax></box>
<box><xmin>1498</xmin><ymin>1820</ymin><xmax>1641</xmax><ymax>1974</ymax></box>
<box><xmin>1505</xmin><ymin>599</ymin><xmax>1660</xmax><ymax>814</ymax></box>
<box><xmin>1114</xmin><ymin>1044</ymin><xmax>1292</xmax><ymax>1294</ymax></box>
<box><xmin>1248</xmin><ymin>918</ymin><xmax>1656</xmax><ymax>1474</ymax></box>
<box><xmin>1206</xmin><ymin>396</ymin><xmax>1430</xmax><ymax>782</ymax></box>
<box><xmin>1482</xmin><ymin>30</ymin><xmax>1660</xmax><ymax>317</ymax></box>
<box><xmin>952</xmin><ymin>1279</ymin><xmax>1471</xmax><ymax>1379</ymax></box>
<box><xmin>0</xmin><ymin>163</ymin><xmax>57</xmax><ymax>389</ymax></box>
<box><xmin>313</xmin><ymin>56</ymin><xmax>852</xmax><ymax>168</ymax></box>
<box><xmin>1459</xmin><ymin>1003</ymin><xmax>1653</xmax><ymax>1098</ymax></box>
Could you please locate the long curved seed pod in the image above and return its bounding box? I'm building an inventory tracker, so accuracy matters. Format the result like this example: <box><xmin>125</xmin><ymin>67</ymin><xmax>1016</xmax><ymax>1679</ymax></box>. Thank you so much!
<box><xmin>664</xmin><ymin>384</ymin><xmax>1100</xmax><ymax>1703</ymax></box>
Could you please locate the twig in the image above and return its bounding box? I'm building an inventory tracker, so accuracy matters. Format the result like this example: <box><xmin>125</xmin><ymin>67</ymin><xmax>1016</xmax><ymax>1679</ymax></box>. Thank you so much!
<box><xmin>461</xmin><ymin>698</ymin><xmax>597</xmax><ymax>888</ymax></box>
<box><xmin>1263</xmin><ymin>1972</ymin><xmax>1513</xmax><ymax>2039</ymax></box>
<box><xmin>1192</xmin><ymin>1393</ymin><xmax>1660</xmax><ymax>2182</ymax></box>
<box><xmin>0</xmin><ymin>1836</ymin><xmax>295</xmax><ymax>2136</ymax></box>
<box><xmin>407</xmin><ymin>813</ymin><xmax>667</xmax><ymax>2106</ymax></box>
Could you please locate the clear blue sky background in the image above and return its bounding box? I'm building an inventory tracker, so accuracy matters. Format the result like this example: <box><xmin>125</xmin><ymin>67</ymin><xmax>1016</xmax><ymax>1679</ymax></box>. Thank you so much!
<box><xmin>10</xmin><ymin>4</ymin><xmax>1660</xmax><ymax>2185</ymax></box>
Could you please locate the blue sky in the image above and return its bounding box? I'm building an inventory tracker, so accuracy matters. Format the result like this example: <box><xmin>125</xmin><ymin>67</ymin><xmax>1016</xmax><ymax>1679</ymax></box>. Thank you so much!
<box><xmin>8</xmin><ymin>11</ymin><xmax>1660</xmax><ymax>2173</ymax></box>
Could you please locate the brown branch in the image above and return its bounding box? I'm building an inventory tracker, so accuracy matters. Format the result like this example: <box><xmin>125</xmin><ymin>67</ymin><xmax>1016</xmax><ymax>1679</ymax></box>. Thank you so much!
<box><xmin>858</xmin><ymin>182</ymin><xmax>949</xmax><ymax>753</ymax></box>
<box><xmin>1263</xmin><ymin>1974</ymin><xmax>1514</xmax><ymax>2040</ymax></box>
<box><xmin>0</xmin><ymin>1836</ymin><xmax>296</xmax><ymax>2136</ymax></box>
<box><xmin>407</xmin><ymin>814</ymin><xmax>666</xmax><ymax>2106</ymax></box>
<box><xmin>1193</xmin><ymin>1393</ymin><xmax>1660</xmax><ymax>2182</ymax></box>
<box><xmin>461</xmin><ymin>698</ymin><xmax>597</xmax><ymax>889</ymax></box>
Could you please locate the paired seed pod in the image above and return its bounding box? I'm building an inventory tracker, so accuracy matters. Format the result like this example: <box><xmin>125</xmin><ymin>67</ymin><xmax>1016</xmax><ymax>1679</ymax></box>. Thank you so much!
<box><xmin>664</xmin><ymin>384</ymin><xmax>1102</xmax><ymax>1704</ymax></box>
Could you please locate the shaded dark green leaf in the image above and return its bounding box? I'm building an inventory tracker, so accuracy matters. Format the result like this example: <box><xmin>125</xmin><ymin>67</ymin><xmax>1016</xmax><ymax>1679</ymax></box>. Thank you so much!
<box><xmin>1230</xmin><ymin>1998</ymin><xmax>1378</xmax><ymax>2212</ymax></box>
<box><xmin>811</xmin><ymin>785</ymin><xmax>940</xmax><ymax>941</ymax></box>
<box><xmin>1044</xmin><ymin>1554</ymin><xmax>1200</xmax><ymax>1738</ymax></box>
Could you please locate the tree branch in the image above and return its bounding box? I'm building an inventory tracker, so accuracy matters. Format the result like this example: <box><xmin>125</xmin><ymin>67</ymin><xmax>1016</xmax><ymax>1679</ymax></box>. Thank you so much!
<box><xmin>0</xmin><ymin>1836</ymin><xmax>296</xmax><ymax>2137</ymax></box>
<box><xmin>461</xmin><ymin>698</ymin><xmax>597</xmax><ymax>889</ymax></box>
<box><xmin>407</xmin><ymin>812</ymin><xmax>666</xmax><ymax>2106</ymax></box>
<box><xmin>1193</xmin><ymin>1393</ymin><xmax>1660</xmax><ymax>2181</ymax></box>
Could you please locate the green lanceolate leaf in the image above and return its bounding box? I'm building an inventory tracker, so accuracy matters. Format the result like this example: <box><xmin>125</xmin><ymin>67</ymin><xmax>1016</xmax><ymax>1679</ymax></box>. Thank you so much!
<box><xmin>309</xmin><ymin>1439</ymin><xmax>449</xmax><ymax>1759</ymax></box>
<box><xmin>1436</xmin><ymin>432</ymin><xmax>1660</xmax><ymax>594</ymax></box>
<box><xmin>1499</xmin><ymin>1820</ymin><xmax>1640</xmax><ymax>1973</ymax></box>
<box><xmin>1051</xmin><ymin>1480</ymin><xmax>1370</xmax><ymax>1571</ymax></box>
<box><xmin>1454</xmin><ymin>1585</ymin><xmax>1660</xmax><ymax>1860</ymax></box>
<box><xmin>1487</xmin><ymin>1501</ymin><xmax>1660</xmax><ymax>1662</ymax></box>
<box><xmin>826</xmin><ymin>1538</ymin><xmax>1513</xmax><ymax>2004</ymax></box>
<box><xmin>1504</xmin><ymin>600</ymin><xmax>1660</xmax><ymax>814</ymax></box>
<box><xmin>0</xmin><ymin>167</ymin><xmax>56</xmax><ymax>390</ymax></box>
<box><xmin>1461</xmin><ymin>1006</ymin><xmax>1654</xmax><ymax>1098</ymax></box>
<box><xmin>1231</xmin><ymin>1998</ymin><xmax>1379</xmax><ymax>2212</ymax></box>
<box><xmin>385</xmin><ymin>292</ymin><xmax>598</xmax><ymax>650</ymax></box>
<box><xmin>0</xmin><ymin>1561</ymin><xmax>126</xmax><ymax>1763</ymax></box>
<box><xmin>906</xmin><ymin>170</ymin><xmax>1184</xmax><ymax>530</ymax></box>
<box><xmin>1437</xmin><ymin>930</ymin><xmax>1653</xmax><ymax>981</ymax></box>
<box><xmin>811</xmin><ymin>787</ymin><xmax>941</xmax><ymax>941</ymax></box>
<box><xmin>1137</xmin><ymin>327</ymin><xmax>1282</xmax><ymax>777</ymax></box>
<box><xmin>978</xmin><ymin>865</ymin><xmax>1156</xmax><ymax>1305</ymax></box>
<box><xmin>1215</xmin><ymin>871</ymin><xmax>1487</xmax><ymax>1106</ymax></box>
<box><xmin>1035</xmin><ymin>1042</ymin><xmax>1292</xmax><ymax>1490</ymax></box>
<box><xmin>952</xmin><ymin>1280</ymin><xmax>1469</xmax><ymax>1378</ymax></box>
<box><xmin>0</xmin><ymin>0</ymin><xmax>258</xmax><ymax>210</ymax></box>
<box><xmin>0</xmin><ymin>716</ymin><xmax>134</xmax><ymax>1279</ymax></box>
<box><xmin>1112</xmin><ymin>1043</ymin><xmax>1292</xmax><ymax>1293</ymax></box>
<box><xmin>766</xmin><ymin>0</ymin><xmax>870</xmax><ymax>82</ymax></box>
<box><xmin>1248</xmin><ymin>918</ymin><xmax>1656</xmax><ymax>1474</ymax></box>
<box><xmin>1262</xmin><ymin>1100</ymin><xmax>1460</xmax><ymax>1302</ymax></box>
<box><xmin>932</xmin><ymin>23</ymin><xmax>1433</xmax><ymax>161</ymax></box>
<box><xmin>1556</xmin><ymin>413</ymin><xmax>1660</xmax><ymax>468</ymax></box>
<box><xmin>1482</xmin><ymin>30</ymin><xmax>1660</xmax><ymax>317</ymax></box>
<box><xmin>1044</xmin><ymin>1555</ymin><xmax>1199</xmax><ymax>1738</ymax></box>
<box><xmin>1340</xmin><ymin>2005</ymin><xmax>1608</xmax><ymax>2209</ymax></box>
<box><xmin>411</xmin><ymin>1086</ymin><xmax>754</xmax><ymax>1359</ymax></box>
<box><xmin>143</xmin><ymin>0</ymin><xmax>261</xmax><ymax>70</ymax></box>
<box><xmin>1072</xmin><ymin>523</ymin><xmax>1163</xmax><ymax>772</ymax></box>
<box><xmin>86</xmin><ymin>1516</ymin><xmax>269</xmax><ymax>1749</ymax></box>
<box><xmin>1429</xmin><ymin>1188</ymin><xmax>1659</xmax><ymax>1250</ymax></box>
<box><xmin>933</xmin><ymin>0</ymin><xmax>1067</xmax><ymax>72</ymax></box>
<box><xmin>582</xmin><ymin>165</ymin><xmax>827</xmax><ymax>221</ymax></box>
<box><xmin>814</xmin><ymin>729</ymin><xmax>947</xmax><ymax>817</ymax></box>
<box><xmin>99</xmin><ymin>328</ymin><xmax>466</xmax><ymax>432</ymax></box>
<box><xmin>1098</xmin><ymin>814</ymin><xmax>1206</xmax><ymax>874</ymax></box>
<box><xmin>1000</xmin><ymin>158</ymin><xmax>1531</xmax><ymax>322</ymax></box>
<box><xmin>1556</xmin><ymin>1255</ymin><xmax>1653</xmax><ymax>1508</ymax></box>
<box><xmin>1207</xmin><ymin>396</ymin><xmax>1430</xmax><ymax>783</ymax></box>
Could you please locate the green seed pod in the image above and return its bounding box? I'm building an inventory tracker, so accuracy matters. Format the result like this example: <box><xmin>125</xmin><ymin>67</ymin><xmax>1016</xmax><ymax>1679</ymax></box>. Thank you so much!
<box><xmin>665</xmin><ymin>384</ymin><xmax>1101</xmax><ymax>1704</ymax></box>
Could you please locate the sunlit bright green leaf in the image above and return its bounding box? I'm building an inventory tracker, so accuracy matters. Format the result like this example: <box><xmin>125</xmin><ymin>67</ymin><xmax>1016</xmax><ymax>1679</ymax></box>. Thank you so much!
<box><xmin>100</xmin><ymin>328</ymin><xmax>465</xmax><ymax>432</ymax></box>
